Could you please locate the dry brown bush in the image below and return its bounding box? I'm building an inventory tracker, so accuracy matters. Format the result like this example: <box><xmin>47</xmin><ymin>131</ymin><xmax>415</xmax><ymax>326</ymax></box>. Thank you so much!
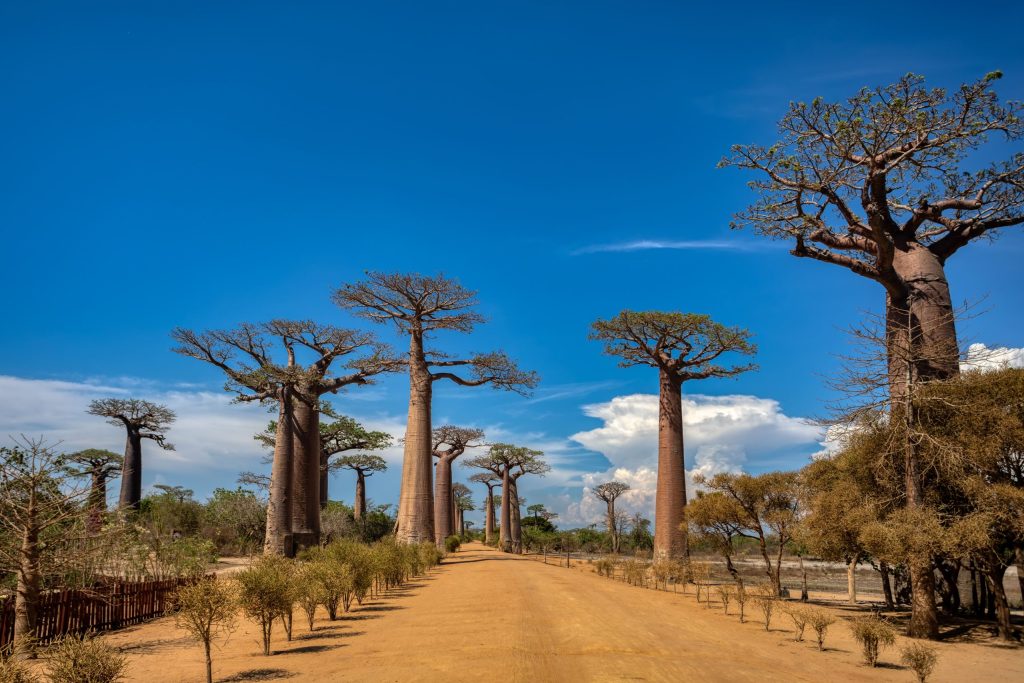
<box><xmin>901</xmin><ymin>642</ymin><xmax>939</xmax><ymax>682</ymax></box>
<box><xmin>47</xmin><ymin>635</ymin><xmax>127</xmax><ymax>683</ymax></box>
<box><xmin>806</xmin><ymin>607</ymin><xmax>835</xmax><ymax>651</ymax></box>
<box><xmin>851</xmin><ymin>616</ymin><xmax>896</xmax><ymax>667</ymax></box>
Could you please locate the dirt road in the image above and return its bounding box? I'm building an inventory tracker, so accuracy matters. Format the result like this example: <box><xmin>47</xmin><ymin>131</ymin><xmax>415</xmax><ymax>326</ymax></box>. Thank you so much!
<box><xmin>103</xmin><ymin>542</ymin><xmax>1021</xmax><ymax>682</ymax></box>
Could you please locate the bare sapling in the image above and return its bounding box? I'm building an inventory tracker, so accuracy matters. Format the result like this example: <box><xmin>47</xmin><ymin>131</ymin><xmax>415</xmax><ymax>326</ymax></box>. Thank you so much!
<box><xmin>784</xmin><ymin>604</ymin><xmax>808</xmax><ymax>642</ymax></box>
<box><xmin>170</xmin><ymin>578</ymin><xmax>238</xmax><ymax>683</ymax></box>
<box><xmin>236</xmin><ymin>555</ymin><xmax>295</xmax><ymax>655</ymax></box>
<box><xmin>753</xmin><ymin>584</ymin><xmax>776</xmax><ymax>631</ymax></box>
<box><xmin>806</xmin><ymin>608</ymin><xmax>835</xmax><ymax>651</ymax></box>
<box><xmin>734</xmin><ymin>584</ymin><xmax>749</xmax><ymax>623</ymax></box>
<box><xmin>716</xmin><ymin>585</ymin><xmax>733</xmax><ymax>615</ymax></box>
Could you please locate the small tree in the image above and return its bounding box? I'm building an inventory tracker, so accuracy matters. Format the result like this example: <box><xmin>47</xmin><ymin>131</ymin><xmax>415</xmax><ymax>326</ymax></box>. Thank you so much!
<box><xmin>851</xmin><ymin>616</ymin><xmax>897</xmax><ymax>667</ymax></box>
<box><xmin>734</xmin><ymin>584</ymin><xmax>749</xmax><ymax>623</ymax></box>
<box><xmin>592</xmin><ymin>482</ymin><xmax>630</xmax><ymax>554</ymax></box>
<box><xmin>236</xmin><ymin>555</ymin><xmax>295</xmax><ymax>655</ymax></box>
<box><xmin>784</xmin><ymin>604</ymin><xmax>809</xmax><ymax>642</ymax></box>
<box><xmin>64</xmin><ymin>449</ymin><xmax>122</xmax><ymax>532</ymax></box>
<box><xmin>295</xmin><ymin>562</ymin><xmax>325</xmax><ymax>632</ymax></box>
<box><xmin>170</xmin><ymin>578</ymin><xmax>238</xmax><ymax>683</ymax></box>
<box><xmin>753</xmin><ymin>584</ymin><xmax>777</xmax><ymax>631</ymax></box>
<box><xmin>86</xmin><ymin>398</ymin><xmax>175</xmax><ymax>511</ymax></box>
<box><xmin>716</xmin><ymin>584</ymin><xmax>733</xmax><ymax>615</ymax></box>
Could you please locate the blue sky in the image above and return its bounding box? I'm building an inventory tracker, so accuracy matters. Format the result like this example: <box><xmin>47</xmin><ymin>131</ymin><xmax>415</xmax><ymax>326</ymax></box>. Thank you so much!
<box><xmin>2</xmin><ymin>1</ymin><xmax>1022</xmax><ymax>526</ymax></box>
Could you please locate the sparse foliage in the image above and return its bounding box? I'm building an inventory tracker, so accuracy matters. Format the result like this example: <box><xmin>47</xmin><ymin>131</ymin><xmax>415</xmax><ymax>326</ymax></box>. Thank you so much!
<box><xmin>901</xmin><ymin>642</ymin><xmax>939</xmax><ymax>682</ymax></box>
<box><xmin>851</xmin><ymin>616</ymin><xmax>897</xmax><ymax>667</ymax></box>
<box><xmin>170</xmin><ymin>578</ymin><xmax>238</xmax><ymax>683</ymax></box>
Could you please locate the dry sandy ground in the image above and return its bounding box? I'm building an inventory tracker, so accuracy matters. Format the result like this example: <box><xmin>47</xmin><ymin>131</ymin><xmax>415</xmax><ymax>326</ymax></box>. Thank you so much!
<box><xmin>85</xmin><ymin>542</ymin><xmax>1022</xmax><ymax>682</ymax></box>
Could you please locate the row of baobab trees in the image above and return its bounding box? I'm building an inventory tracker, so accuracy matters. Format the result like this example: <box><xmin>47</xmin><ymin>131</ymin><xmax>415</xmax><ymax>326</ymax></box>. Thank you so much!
<box><xmin>54</xmin><ymin>72</ymin><xmax>1024</xmax><ymax>645</ymax></box>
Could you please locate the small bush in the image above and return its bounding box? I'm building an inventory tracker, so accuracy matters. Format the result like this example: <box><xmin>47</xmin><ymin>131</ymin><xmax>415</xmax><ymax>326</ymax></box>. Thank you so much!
<box><xmin>691</xmin><ymin>563</ymin><xmax>711</xmax><ymax>603</ymax></box>
<box><xmin>444</xmin><ymin>535</ymin><xmax>461</xmax><ymax>553</ymax></box>
<box><xmin>47</xmin><ymin>635</ymin><xmax>127</xmax><ymax>683</ymax></box>
<box><xmin>734</xmin><ymin>584</ymin><xmax>749</xmax><ymax>623</ymax></box>
<box><xmin>753</xmin><ymin>585</ymin><xmax>776</xmax><ymax>631</ymax></box>
<box><xmin>851</xmin><ymin>616</ymin><xmax>896</xmax><ymax>667</ymax></box>
<box><xmin>784</xmin><ymin>604</ymin><xmax>808</xmax><ymax>641</ymax></box>
<box><xmin>806</xmin><ymin>608</ymin><xmax>835</xmax><ymax>651</ymax></box>
<box><xmin>716</xmin><ymin>585</ymin><xmax>733</xmax><ymax>615</ymax></box>
<box><xmin>0</xmin><ymin>659</ymin><xmax>39</xmax><ymax>683</ymax></box>
<box><xmin>296</xmin><ymin>563</ymin><xmax>325</xmax><ymax>631</ymax></box>
<box><xmin>236</xmin><ymin>554</ymin><xmax>296</xmax><ymax>655</ymax></box>
<box><xmin>595</xmin><ymin>557</ymin><xmax>617</xmax><ymax>578</ymax></box>
<box><xmin>901</xmin><ymin>642</ymin><xmax>939</xmax><ymax>682</ymax></box>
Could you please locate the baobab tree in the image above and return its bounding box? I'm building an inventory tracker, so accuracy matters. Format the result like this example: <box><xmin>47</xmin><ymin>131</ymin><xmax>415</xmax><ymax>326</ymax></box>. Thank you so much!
<box><xmin>64</xmin><ymin>448</ymin><xmax>122</xmax><ymax>532</ymax></box>
<box><xmin>172</xmin><ymin>321</ymin><xmax>397</xmax><ymax>553</ymax></box>
<box><xmin>721</xmin><ymin>73</ymin><xmax>1024</xmax><ymax>636</ymax></box>
<box><xmin>257</xmin><ymin>411</ymin><xmax>391</xmax><ymax>507</ymax></box>
<box><xmin>593</xmin><ymin>481</ymin><xmax>630</xmax><ymax>554</ymax></box>
<box><xmin>86</xmin><ymin>398</ymin><xmax>175</xmax><ymax>511</ymax></box>
<box><xmin>333</xmin><ymin>453</ymin><xmax>387</xmax><ymax>519</ymax></box>
<box><xmin>432</xmin><ymin>426</ymin><xmax>485</xmax><ymax>546</ymax></box>
<box><xmin>334</xmin><ymin>272</ymin><xmax>538</xmax><ymax>543</ymax></box>
<box><xmin>590</xmin><ymin>311</ymin><xmax>756</xmax><ymax>559</ymax></box>
<box><xmin>452</xmin><ymin>483</ymin><xmax>474</xmax><ymax>537</ymax></box>
<box><xmin>465</xmin><ymin>443</ymin><xmax>548</xmax><ymax>553</ymax></box>
<box><xmin>469</xmin><ymin>471</ymin><xmax>501</xmax><ymax>544</ymax></box>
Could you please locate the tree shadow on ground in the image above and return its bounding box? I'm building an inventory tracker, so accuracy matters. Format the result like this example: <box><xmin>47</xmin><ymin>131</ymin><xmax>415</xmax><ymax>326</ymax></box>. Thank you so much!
<box><xmin>116</xmin><ymin>635</ymin><xmax>193</xmax><ymax>654</ymax></box>
<box><xmin>294</xmin><ymin>630</ymin><xmax>365</xmax><ymax>642</ymax></box>
<box><xmin>356</xmin><ymin>604</ymin><xmax>405</xmax><ymax>612</ymax></box>
<box><xmin>218</xmin><ymin>669</ymin><xmax>295</xmax><ymax>682</ymax></box>
<box><xmin>273</xmin><ymin>643</ymin><xmax>344</xmax><ymax>655</ymax></box>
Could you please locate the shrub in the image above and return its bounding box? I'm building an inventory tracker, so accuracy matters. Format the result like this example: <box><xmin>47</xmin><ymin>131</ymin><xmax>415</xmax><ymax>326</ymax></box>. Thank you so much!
<box><xmin>784</xmin><ymin>604</ymin><xmax>809</xmax><ymax>642</ymax></box>
<box><xmin>296</xmin><ymin>563</ymin><xmax>326</xmax><ymax>631</ymax></box>
<box><xmin>753</xmin><ymin>584</ymin><xmax>776</xmax><ymax>631</ymax></box>
<box><xmin>0</xmin><ymin>659</ymin><xmax>39</xmax><ymax>683</ymax></box>
<box><xmin>734</xmin><ymin>584</ymin><xmax>749</xmax><ymax>623</ymax></box>
<box><xmin>47</xmin><ymin>635</ymin><xmax>127</xmax><ymax>683</ymax></box>
<box><xmin>690</xmin><ymin>563</ymin><xmax>711</xmax><ymax>603</ymax></box>
<box><xmin>851</xmin><ymin>616</ymin><xmax>896</xmax><ymax>667</ymax></box>
<box><xmin>667</xmin><ymin>560</ymin><xmax>689</xmax><ymax>593</ymax></box>
<box><xmin>901</xmin><ymin>642</ymin><xmax>939</xmax><ymax>682</ymax></box>
<box><xmin>170</xmin><ymin>578</ymin><xmax>238</xmax><ymax>683</ymax></box>
<box><xmin>806</xmin><ymin>608</ymin><xmax>835</xmax><ymax>651</ymax></box>
<box><xmin>594</xmin><ymin>557</ymin><xmax>617</xmax><ymax>578</ymax></box>
<box><xmin>236</xmin><ymin>554</ymin><xmax>295</xmax><ymax>655</ymax></box>
<box><xmin>621</xmin><ymin>559</ymin><xmax>647</xmax><ymax>587</ymax></box>
<box><xmin>445</xmin><ymin>535</ymin><xmax>462</xmax><ymax>553</ymax></box>
<box><xmin>716</xmin><ymin>585</ymin><xmax>733</xmax><ymax>615</ymax></box>
<box><xmin>651</xmin><ymin>562</ymin><xmax>672</xmax><ymax>590</ymax></box>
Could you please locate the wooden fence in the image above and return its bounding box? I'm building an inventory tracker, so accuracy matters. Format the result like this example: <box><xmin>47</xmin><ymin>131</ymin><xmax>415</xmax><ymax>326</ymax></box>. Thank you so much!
<box><xmin>0</xmin><ymin>575</ymin><xmax>209</xmax><ymax>649</ymax></box>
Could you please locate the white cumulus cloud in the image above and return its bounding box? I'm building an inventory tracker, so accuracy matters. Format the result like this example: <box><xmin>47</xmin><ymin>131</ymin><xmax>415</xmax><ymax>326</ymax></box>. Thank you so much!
<box><xmin>961</xmin><ymin>343</ymin><xmax>1024</xmax><ymax>372</ymax></box>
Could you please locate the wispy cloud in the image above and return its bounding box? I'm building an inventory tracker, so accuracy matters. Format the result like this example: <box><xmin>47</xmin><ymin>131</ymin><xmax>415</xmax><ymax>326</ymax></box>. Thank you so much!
<box><xmin>571</xmin><ymin>239</ymin><xmax>761</xmax><ymax>256</ymax></box>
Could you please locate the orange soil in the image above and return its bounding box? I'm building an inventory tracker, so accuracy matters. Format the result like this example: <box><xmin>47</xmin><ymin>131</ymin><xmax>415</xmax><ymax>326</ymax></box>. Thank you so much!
<box><xmin>85</xmin><ymin>542</ymin><xmax>1021</xmax><ymax>682</ymax></box>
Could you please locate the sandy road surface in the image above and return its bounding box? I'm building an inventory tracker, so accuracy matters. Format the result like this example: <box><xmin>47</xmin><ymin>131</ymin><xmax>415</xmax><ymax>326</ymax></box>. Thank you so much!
<box><xmin>98</xmin><ymin>542</ymin><xmax>1021</xmax><ymax>682</ymax></box>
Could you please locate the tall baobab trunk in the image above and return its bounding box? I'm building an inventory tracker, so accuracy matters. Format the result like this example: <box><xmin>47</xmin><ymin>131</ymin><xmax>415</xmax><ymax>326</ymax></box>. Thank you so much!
<box><xmin>290</xmin><ymin>394</ymin><xmax>321</xmax><ymax>549</ymax></box>
<box><xmin>607</xmin><ymin>498</ymin><xmax>618</xmax><ymax>554</ymax></box>
<box><xmin>264</xmin><ymin>389</ymin><xmax>293</xmax><ymax>555</ymax></box>
<box><xmin>456</xmin><ymin>508</ymin><xmax>464</xmax><ymax>536</ymax></box>
<box><xmin>118</xmin><ymin>430</ymin><xmax>143</xmax><ymax>510</ymax></box>
<box><xmin>396</xmin><ymin>330</ymin><xmax>434</xmax><ymax>543</ymax></box>
<box><xmin>87</xmin><ymin>471</ymin><xmax>107</xmax><ymax>533</ymax></box>
<box><xmin>884</xmin><ymin>247</ymin><xmax>959</xmax><ymax>640</ymax></box>
<box><xmin>484</xmin><ymin>486</ymin><xmax>495</xmax><ymax>544</ymax></box>
<box><xmin>510</xmin><ymin>480</ymin><xmax>522</xmax><ymax>554</ymax></box>
<box><xmin>434</xmin><ymin>457</ymin><xmax>454</xmax><ymax>546</ymax></box>
<box><xmin>654</xmin><ymin>369</ymin><xmax>688</xmax><ymax>560</ymax></box>
<box><xmin>499</xmin><ymin>469</ymin><xmax>511</xmax><ymax>552</ymax></box>
<box><xmin>354</xmin><ymin>470</ymin><xmax>367</xmax><ymax>520</ymax></box>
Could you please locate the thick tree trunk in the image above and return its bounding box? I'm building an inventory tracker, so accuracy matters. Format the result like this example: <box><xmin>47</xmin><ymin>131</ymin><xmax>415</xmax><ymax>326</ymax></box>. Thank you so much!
<box><xmin>354</xmin><ymin>471</ymin><xmax>366</xmax><ymax>520</ymax></box>
<box><xmin>799</xmin><ymin>555</ymin><xmax>808</xmax><ymax>602</ymax></box>
<box><xmin>510</xmin><ymin>480</ymin><xmax>522</xmax><ymax>553</ymax></box>
<box><xmin>1014</xmin><ymin>547</ymin><xmax>1024</xmax><ymax>606</ymax></box>
<box><xmin>118</xmin><ymin>430</ymin><xmax>143</xmax><ymax>510</ymax></box>
<box><xmin>499</xmin><ymin>469</ymin><xmax>511</xmax><ymax>552</ymax></box>
<box><xmin>484</xmin><ymin>487</ymin><xmax>494</xmax><ymax>544</ymax></box>
<box><xmin>264</xmin><ymin>389</ymin><xmax>293</xmax><ymax>555</ymax></box>
<box><xmin>885</xmin><ymin>245</ymin><xmax>959</xmax><ymax>641</ymax></box>
<box><xmin>87</xmin><ymin>472</ymin><xmax>107</xmax><ymax>532</ymax></box>
<box><xmin>457</xmin><ymin>508</ymin><xmax>464</xmax><ymax>536</ymax></box>
<box><xmin>434</xmin><ymin>456</ymin><xmax>454</xmax><ymax>546</ymax></box>
<box><xmin>654</xmin><ymin>370</ymin><xmax>688</xmax><ymax>560</ymax></box>
<box><xmin>985</xmin><ymin>567</ymin><xmax>1013</xmax><ymax>641</ymax></box>
<box><xmin>880</xmin><ymin>562</ymin><xmax>895</xmax><ymax>609</ymax></box>
<box><xmin>290</xmin><ymin>395</ymin><xmax>321</xmax><ymax>549</ymax></box>
<box><xmin>847</xmin><ymin>558</ymin><xmax>858</xmax><ymax>605</ymax></box>
<box><xmin>396</xmin><ymin>331</ymin><xmax>434</xmax><ymax>543</ymax></box>
<box><xmin>607</xmin><ymin>500</ymin><xmax>617</xmax><ymax>554</ymax></box>
<box><xmin>13</xmin><ymin>522</ymin><xmax>40</xmax><ymax>658</ymax></box>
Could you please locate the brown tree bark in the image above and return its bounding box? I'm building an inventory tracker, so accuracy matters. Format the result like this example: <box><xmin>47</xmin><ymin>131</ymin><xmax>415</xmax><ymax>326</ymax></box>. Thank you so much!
<box><xmin>396</xmin><ymin>330</ymin><xmax>435</xmax><ymax>543</ymax></box>
<box><xmin>499</xmin><ymin>468</ymin><xmax>511</xmax><ymax>552</ymax></box>
<box><xmin>985</xmin><ymin>567</ymin><xmax>1013</xmax><ymax>641</ymax></box>
<box><xmin>1015</xmin><ymin>548</ymin><xmax>1024</xmax><ymax>605</ymax></box>
<box><xmin>290</xmin><ymin>394</ymin><xmax>321</xmax><ymax>549</ymax></box>
<box><xmin>13</xmin><ymin>521</ymin><xmax>40</xmax><ymax>658</ymax></box>
<box><xmin>118</xmin><ymin>430</ymin><xmax>143</xmax><ymax>511</ymax></box>
<box><xmin>434</xmin><ymin>456</ymin><xmax>454</xmax><ymax>546</ymax></box>
<box><xmin>354</xmin><ymin>469</ymin><xmax>367</xmax><ymax>520</ymax></box>
<box><xmin>654</xmin><ymin>369</ymin><xmax>688</xmax><ymax>560</ymax></box>
<box><xmin>607</xmin><ymin>498</ymin><xmax>618</xmax><ymax>554</ymax></box>
<box><xmin>880</xmin><ymin>562</ymin><xmax>895</xmax><ymax>609</ymax></box>
<box><xmin>510</xmin><ymin>479</ymin><xmax>522</xmax><ymax>553</ymax></box>
<box><xmin>264</xmin><ymin>388</ymin><xmax>294</xmax><ymax>555</ymax></box>
<box><xmin>319</xmin><ymin>451</ymin><xmax>330</xmax><ymax>509</ymax></box>
<box><xmin>484</xmin><ymin>485</ymin><xmax>495</xmax><ymax>544</ymax></box>
<box><xmin>87</xmin><ymin>471</ymin><xmax>107</xmax><ymax>533</ymax></box>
